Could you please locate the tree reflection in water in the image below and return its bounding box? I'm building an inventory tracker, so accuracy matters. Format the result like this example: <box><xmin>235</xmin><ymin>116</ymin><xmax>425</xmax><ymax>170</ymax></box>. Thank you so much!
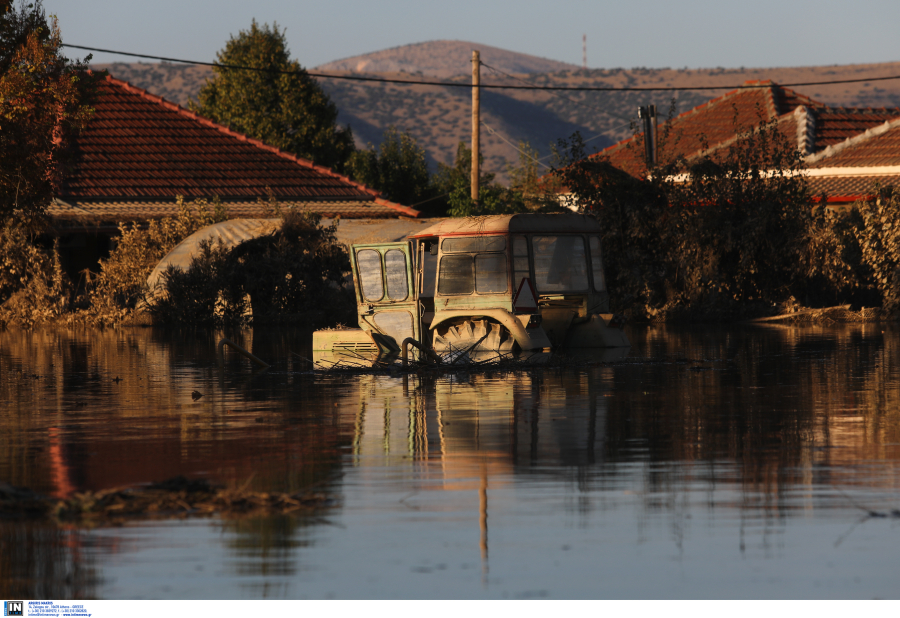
<box><xmin>2</xmin><ymin>323</ymin><xmax>899</xmax><ymax>597</ymax></box>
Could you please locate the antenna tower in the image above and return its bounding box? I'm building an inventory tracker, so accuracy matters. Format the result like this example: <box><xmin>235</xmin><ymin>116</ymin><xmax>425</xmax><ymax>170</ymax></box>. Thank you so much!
<box><xmin>582</xmin><ymin>34</ymin><xmax>586</xmax><ymax>69</ymax></box>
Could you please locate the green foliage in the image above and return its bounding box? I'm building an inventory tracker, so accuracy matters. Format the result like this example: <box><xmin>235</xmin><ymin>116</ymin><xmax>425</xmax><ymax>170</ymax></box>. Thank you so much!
<box><xmin>0</xmin><ymin>0</ymin><xmax>100</xmax><ymax>226</ymax></box>
<box><xmin>436</xmin><ymin>142</ymin><xmax>528</xmax><ymax>217</ymax></box>
<box><xmin>795</xmin><ymin>202</ymin><xmax>871</xmax><ymax>307</ymax></box>
<box><xmin>347</xmin><ymin>126</ymin><xmax>433</xmax><ymax>206</ymax></box>
<box><xmin>506</xmin><ymin>140</ymin><xmax>564</xmax><ymax>212</ymax></box>
<box><xmin>191</xmin><ymin>20</ymin><xmax>353</xmax><ymax>171</ymax></box>
<box><xmin>146</xmin><ymin>239</ymin><xmax>235</xmax><ymax>326</ymax></box>
<box><xmin>146</xmin><ymin>210</ymin><xmax>354</xmax><ymax>327</ymax></box>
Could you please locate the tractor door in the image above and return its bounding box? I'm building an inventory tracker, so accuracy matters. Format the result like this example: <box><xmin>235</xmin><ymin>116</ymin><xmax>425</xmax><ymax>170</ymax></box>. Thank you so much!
<box><xmin>350</xmin><ymin>242</ymin><xmax>421</xmax><ymax>351</ymax></box>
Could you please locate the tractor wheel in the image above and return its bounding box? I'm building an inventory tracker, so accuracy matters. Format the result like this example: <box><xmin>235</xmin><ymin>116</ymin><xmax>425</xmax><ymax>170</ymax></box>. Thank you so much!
<box><xmin>433</xmin><ymin>319</ymin><xmax>515</xmax><ymax>357</ymax></box>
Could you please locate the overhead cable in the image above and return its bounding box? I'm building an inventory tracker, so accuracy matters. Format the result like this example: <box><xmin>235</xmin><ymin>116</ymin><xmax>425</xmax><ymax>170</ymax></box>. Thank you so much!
<box><xmin>480</xmin><ymin>120</ymin><xmax>550</xmax><ymax>169</ymax></box>
<box><xmin>480</xmin><ymin>61</ymin><xmax>632</xmax><ymax>122</ymax></box>
<box><xmin>63</xmin><ymin>43</ymin><xmax>900</xmax><ymax>92</ymax></box>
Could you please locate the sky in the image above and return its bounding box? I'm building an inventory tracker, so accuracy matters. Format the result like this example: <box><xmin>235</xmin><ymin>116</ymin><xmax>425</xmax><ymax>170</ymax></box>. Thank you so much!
<box><xmin>46</xmin><ymin>0</ymin><xmax>900</xmax><ymax>71</ymax></box>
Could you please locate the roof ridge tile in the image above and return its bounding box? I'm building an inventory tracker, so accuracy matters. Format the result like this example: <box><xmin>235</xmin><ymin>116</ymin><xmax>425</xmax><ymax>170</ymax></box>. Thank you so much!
<box><xmin>805</xmin><ymin>115</ymin><xmax>900</xmax><ymax>165</ymax></box>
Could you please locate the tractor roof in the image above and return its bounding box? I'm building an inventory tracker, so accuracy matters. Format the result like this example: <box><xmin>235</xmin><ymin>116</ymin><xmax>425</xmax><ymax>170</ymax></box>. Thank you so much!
<box><xmin>408</xmin><ymin>213</ymin><xmax>601</xmax><ymax>239</ymax></box>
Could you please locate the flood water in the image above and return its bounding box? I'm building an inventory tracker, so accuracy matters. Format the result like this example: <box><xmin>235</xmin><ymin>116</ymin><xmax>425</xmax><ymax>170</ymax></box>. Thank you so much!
<box><xmin>2</xmin><ymin>323</ymin><xmax>900</xmax><ymax>599</ymax></box>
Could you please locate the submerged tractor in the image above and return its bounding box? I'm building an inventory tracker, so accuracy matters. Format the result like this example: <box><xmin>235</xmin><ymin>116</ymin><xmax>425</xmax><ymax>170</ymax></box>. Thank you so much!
<box><xmin>313</xmin><ymin>213</ymin><xmax>628</xmax><ymax>362</ymax></box>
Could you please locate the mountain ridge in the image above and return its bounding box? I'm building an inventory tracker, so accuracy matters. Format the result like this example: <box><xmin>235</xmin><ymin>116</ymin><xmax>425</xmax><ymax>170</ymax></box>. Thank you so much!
<box><xmin>93</xmin><ymin>41</ymin><xmax>900</xmax><ymax>185</ymax></box>
<box><xmin>313</xmin><ymin>39</ymin><xmax>580</xmax><ymax>78</ymax></box>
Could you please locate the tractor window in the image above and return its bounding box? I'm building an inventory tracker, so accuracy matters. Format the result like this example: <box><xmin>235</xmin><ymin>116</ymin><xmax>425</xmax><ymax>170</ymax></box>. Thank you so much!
<box><xmin>532</xmin><ymin>235</ymin><xmax>589</xmax><ymax>293</ymax></box>
<box><xmin>476</xmin><ymin>253</ymin><xmax>508</xmax><ymax>294</ymax></box>
<box><xmin>442</xmin><ymin>236</ymin><xmax>506</xmax><ymax>253</ymax></box>
<box><xmin>356</xmin><ymin>249</ymin><xmax>384</xmax><ymax>301</ymax></box>
<box><xmin>421</xmin><ymin>250</ymin><xmax>437</xmax><ymax>297</ymax></box>
<box><xmin>438</xmin><ymin>252</ymin><xmax>509</xmax><ymax>295</ymax></box>
<box><xmin>589</xmin><ymin>236</ymin><xmax>606</xmax><ymax>292</ymax></box>
<box><xmin>438</xmin><ymin>255</ymin><xmax>474</xmax><ymax>294</ymax></box>
<box><xmin>384</xmin><ymin>249</ymin><xmax>409</xmax><ymax>300</ymax></box>
<box><xmin>512</xmin><ymin>235</ymin><xmax>529</xmax><ymax>289</ymax></box>
<box><xmin>373</xmin><ymin>310</ymin><xmax>415</xmax><ymax>344</ymax></box>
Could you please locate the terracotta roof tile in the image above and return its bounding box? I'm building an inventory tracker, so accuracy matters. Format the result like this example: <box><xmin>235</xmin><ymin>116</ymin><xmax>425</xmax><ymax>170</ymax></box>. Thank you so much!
<box><xmin>807</xmin><ymin>175</ymin><xmax>899</xmax><ymax>201</ymax></box>
<box><xmin>594</xmin><ymin>82</ymin><xmax>805</xmax><ymax>177</ymax></box>
<box><xmin>591</xmin><ymin>82</ymin><xmax>900</xmax><ymax>179</ymax></box>
<box><xmin>807</xmin><ymin>118</ymin><xmax>900</xmax><ymax>168</ymax></box>
<box><xmin>60</xmin><ymin>76</ymin><xmax>419</xmax><ymax>219</ymax></box>
<box><xmin>772</xmin><ymin>85</ymin><xmax>824</xmax><ymax>115</ymax></box>
<box><xmin>812</xmin><ymin>108</ymin><xmax>900</xmax><ymax>148</ymax></box>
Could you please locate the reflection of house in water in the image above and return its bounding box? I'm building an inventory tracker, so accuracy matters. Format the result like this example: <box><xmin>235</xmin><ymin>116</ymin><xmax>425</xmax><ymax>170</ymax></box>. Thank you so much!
<box><xmin>0</xmin><ymin>329</ymin><xmax>353</xmax><ymax>498</ymax></box>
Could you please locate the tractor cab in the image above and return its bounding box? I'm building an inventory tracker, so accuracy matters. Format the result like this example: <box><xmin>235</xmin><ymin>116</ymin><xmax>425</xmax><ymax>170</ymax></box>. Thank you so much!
<box><xmin>313</xmin><ymin>213</ymin><xmax>628</xmax><ymax>363</ymax></box>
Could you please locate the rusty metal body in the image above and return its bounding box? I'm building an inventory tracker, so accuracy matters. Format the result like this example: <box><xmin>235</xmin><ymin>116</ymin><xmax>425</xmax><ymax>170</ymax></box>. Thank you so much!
<box><xmin>313</xmin><ymin>213</ymin><xmax>629</xmax><ymax>361</ymax></box>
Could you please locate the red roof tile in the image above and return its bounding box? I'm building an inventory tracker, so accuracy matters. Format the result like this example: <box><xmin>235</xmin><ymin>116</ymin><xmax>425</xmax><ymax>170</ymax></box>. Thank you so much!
<box><xmin>807</xmin><ymin>117</ymin><xmax>900</xmax><ymax>168</ymax></box>
<box><xmin>60</xmin><ymin>76</ymin><xmax>419</xmax><ymax>218</ymax></box>
<box><xmin>807</xmin><ymin>175</ymin><xmax>899</xmax><ymax>202</ymax></box>
<box><xmin>771</xmin><ymin>85</ymin><xmax>824</xmax><ymax>115</ymax></box>
<box><xmin>811</xmin><ymin>108</ymin><xmax>900</xmax><ymax>148</ymax></box>
<box><xmin>594</xmin><ymin>82</ymin><xmax>802</xmax><ymax>177</ymax></box>
<box><xmin>592</xmin><ymin>81</ymin><xmax>900</xmax><ymax>176</ymax></box>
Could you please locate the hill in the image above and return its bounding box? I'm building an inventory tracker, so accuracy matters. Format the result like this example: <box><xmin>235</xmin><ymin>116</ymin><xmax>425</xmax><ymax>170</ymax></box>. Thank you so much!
<box><xmin>94</xmin><ymin>42</ymin><xmax>900</xmax><ymax>185</ymax></box>
<box><xmin>314</xmin><ymin>40</ymin><xmax>579</xmax><ymax>77</ymax></box>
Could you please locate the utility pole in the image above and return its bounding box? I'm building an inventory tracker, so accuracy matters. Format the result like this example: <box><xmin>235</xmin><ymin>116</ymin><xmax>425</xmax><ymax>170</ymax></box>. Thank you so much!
<box><xmin>472</xmin><ymin>50</ymin><xmax>480</xmax><ymax>204</ymax></box>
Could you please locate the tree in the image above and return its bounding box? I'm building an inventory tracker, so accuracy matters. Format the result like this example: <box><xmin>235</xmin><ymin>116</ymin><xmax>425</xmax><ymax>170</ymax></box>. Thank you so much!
<box><xmin>191</xmin><ymin>20</ymin><xmax>354</xmax><ymax>172</ymax></box>
<box><xmin>434</xmin><ymin>142</ymin><xmax>527</xmax><ymax>217</ymax></box>
<box><xmin>0</xmin><ymin>0</ymin><xmax>98</xmax><ymax>226</ymax></box>
<box><xmin>347</xmin><ymin>126</ymin><xmax>433</xmax><ymax>206</ymax></box>
<box><xmin>506</xmin><ymin>140</ymin><xmax>562</xmax><ymax>212</ymax></box>
<box><xmin>552</xmin><ymin>113</ymin><xmax>816</xmax><ymax>320</ymax></box>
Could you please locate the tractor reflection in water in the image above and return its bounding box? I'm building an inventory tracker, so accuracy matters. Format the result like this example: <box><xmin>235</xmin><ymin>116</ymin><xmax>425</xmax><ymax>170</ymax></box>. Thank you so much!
<box><xmin>313</xmin><ymin>213</ymin><xmax>628</xmax><ymax>365</ymax></box>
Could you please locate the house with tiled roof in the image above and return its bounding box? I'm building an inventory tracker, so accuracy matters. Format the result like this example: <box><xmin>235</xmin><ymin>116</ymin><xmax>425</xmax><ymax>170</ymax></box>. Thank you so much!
<box><xmin>52</xmin><ymin>75</ymin><xmax>418</xmax><ymax>223</ymax></box>
<box><xmin>804</xmin><ymin>115</ymin><xmax>900</xmax><ymax>202</ymax></box>
<box><xmin>578</xmin><ymin>80</ymin><xmax>900</xmax><ymax>205</ymax></box>
<box><xmin>48</xmin><ymin>75</ymin><xmax>419</xmax><ymax>279</ymax></box>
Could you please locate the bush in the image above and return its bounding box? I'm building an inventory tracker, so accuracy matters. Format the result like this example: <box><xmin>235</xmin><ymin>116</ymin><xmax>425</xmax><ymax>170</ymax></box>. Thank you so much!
<box><xmin>552</xmin><ymin>112</ymin><xmax>855</xmax><ymax>320</ymax></box>
<box><xmin>145</xmin><ymin>210</ymin><xmax>354</xmax><ymax>327</ymax></box>
<box><xmin>848</xmin><ymin>189</ymin><xmax>900</xmax><ymax>311</ymax></box>
<box><xmin>0</xmin><ymin>221</ymin><xmax>70</xmax><ymax>327</ymax></box>
<box><xmin>84</xmin><ymin>197</ymin><xmax>227</xmax><ymax>324</ymax></box>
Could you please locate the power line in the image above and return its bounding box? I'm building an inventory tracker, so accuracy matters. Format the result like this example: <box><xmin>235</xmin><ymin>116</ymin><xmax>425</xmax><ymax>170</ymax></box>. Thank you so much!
<box><xmin>63</xmin><ymin>43</ymin><xmax>900</xmax><ymax>92</ymax></box>
<box><xmin>480</xmin><ymin>61</ymin><xmax>632</xmax><ymax>122</ymax></box>
<box><xmin>480</xmin><ymin>120</ymin><xmax>550</xmax><ymax>169</ymax></box>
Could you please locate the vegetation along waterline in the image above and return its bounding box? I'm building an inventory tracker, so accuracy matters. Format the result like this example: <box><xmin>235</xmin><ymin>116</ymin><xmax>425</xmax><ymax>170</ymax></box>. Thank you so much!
<box><xmin>3</xmin><ymin>2</ymin><xmax>900</xmax><ymax>328</ymax></box>
<box><xmin>7</xmin><ymin>121</ymin><xmax>900</xmax><ymax>328</ymax></box>
<box><xmin>2</xmin><ymin>188</ymin><xmax>899</xmax><ymax>329</ymax></box>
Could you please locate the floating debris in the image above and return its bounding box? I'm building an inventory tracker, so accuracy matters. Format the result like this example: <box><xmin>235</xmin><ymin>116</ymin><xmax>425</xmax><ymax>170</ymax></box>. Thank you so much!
<box><xmin>191</xmin><ymin>390</ymin><xmax>203</xmax><ymax>401</ymax></box>
<box><xmin>300</xmin><ymin>348</ymin><xmax>713</xmax><ymax>377</ymax></box>
<box><xmin>0</xmin><ymin>476</ymin><xmax>335</xmax><ymax>525</ymax></box>
<box><xmin>747</xmin><ymin>305</ymin><xmax>888</xmax><ymax>325</ymax></box>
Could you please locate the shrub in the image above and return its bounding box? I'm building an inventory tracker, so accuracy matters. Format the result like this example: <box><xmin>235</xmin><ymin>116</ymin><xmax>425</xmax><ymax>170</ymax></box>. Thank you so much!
<box><xmin>145</xmin><ymin>210</ymin><xmax>354</xmax><ymax>327</ymax></box>
<box><xmin>552</xmin><ymin>111</ymin><xmax>835</xmax><ymax>320</ymax></box>
<box><xmin>84</xmin><ymin>197</ymin><xmax>226</xmax><ymax>324</ymax></box>
<box><xmin>850</xmin><ymin>189</ymin><xmax>900</xmax><ymax>311</ymax></box>
<box><xmin>0</xmin><ymin>221</ymin><xmax>70</xmax><ymax>327</ymax></box>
